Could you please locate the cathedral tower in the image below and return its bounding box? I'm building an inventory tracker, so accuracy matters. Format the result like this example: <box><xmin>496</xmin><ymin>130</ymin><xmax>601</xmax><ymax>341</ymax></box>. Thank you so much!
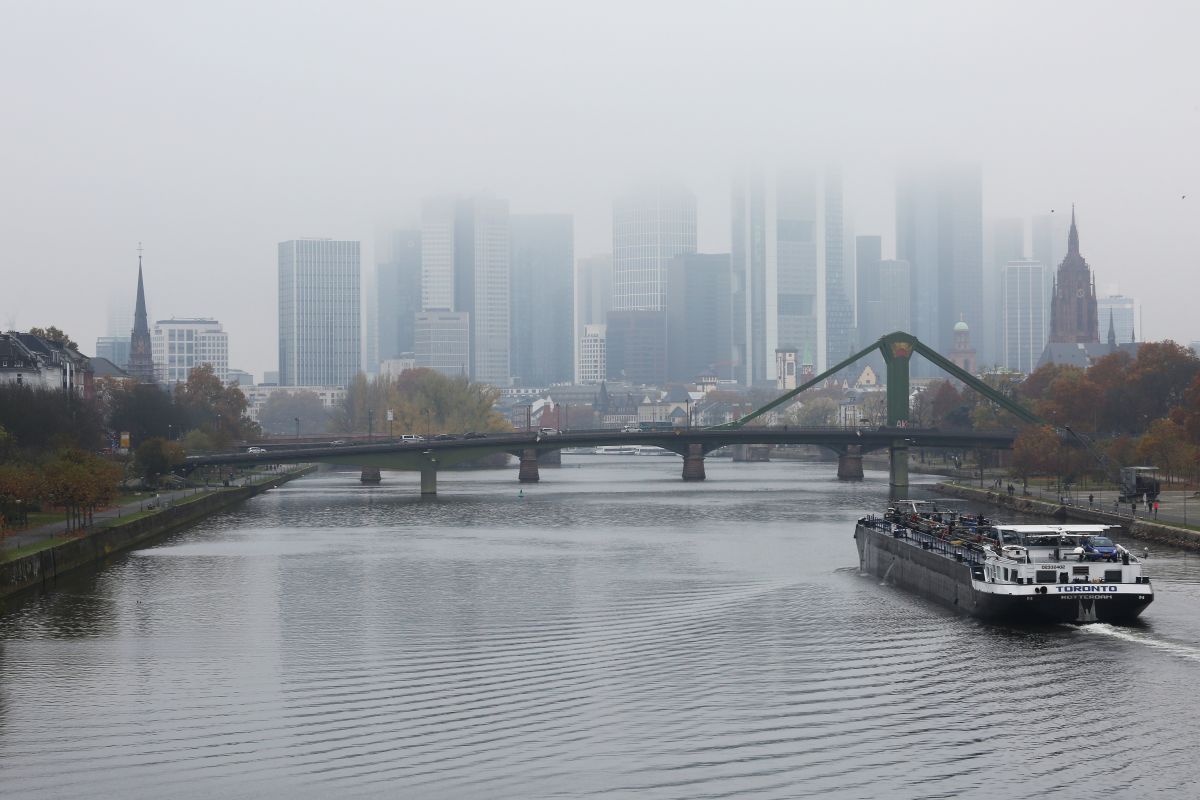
<box><xmin>1048</xmin><ymin>208</ymin><xmax>1099</xmax><ymax>343</ymax></box>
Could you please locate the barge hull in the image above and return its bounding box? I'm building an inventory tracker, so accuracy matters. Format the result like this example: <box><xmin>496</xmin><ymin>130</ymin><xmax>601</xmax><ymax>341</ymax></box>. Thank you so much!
<box><xmin>855</xmin><ymin>523</ymin><xmax>1151</xmax><ymax>624</ymax></box>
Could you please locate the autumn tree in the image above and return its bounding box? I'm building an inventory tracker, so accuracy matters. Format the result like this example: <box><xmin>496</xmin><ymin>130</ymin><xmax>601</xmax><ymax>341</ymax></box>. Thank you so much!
<box><xmin>105</xmin><ymin>380</ymin><xmax>186</xmax><ymax>448</ymax></box>
<box><xmin>258</xmin><ymin>390</ymin><xmax>329</xmax><ymax>436</ymax></box>
<box><xmin>1137</xmin><ymin>419</ymin><xmax>1195</xmax><ymax>484</ymax></box>
<box><xmin>785</xmin><ymin>396</ymin><xmax>839</xmax><ymax>427</ymax></box>
<box><xmin>27</xmin><ymin>326</ymin><xmax>78</xmax><ymax>349</ymax></box>
<box><xmin>1010</xmin><ymin>425</ymin><xmax>1061</xmax><ymax>482</ymax></box>
<box><xmin>173</xmin><ymin>364</ymin><xmax>259</xmax><ymax>445</ymax></box>
<box><xmin>135</xmin><ymin>438</ymin><xmax>187</xmax><ymax>485</ymax></box>
<box><xmin>332</xmin><ymin>370</ymin><xmax>511</xmax><ymax>436</ymax></box>
<box><xmin>0</xmin><ymin>384</ymin><xmax>105</xmax><ymax>453</ymax></box>
<box><xmin>1125</xmin><ymin>342</ymin><xmax>1200</xmax><ymax>431</ymax></box>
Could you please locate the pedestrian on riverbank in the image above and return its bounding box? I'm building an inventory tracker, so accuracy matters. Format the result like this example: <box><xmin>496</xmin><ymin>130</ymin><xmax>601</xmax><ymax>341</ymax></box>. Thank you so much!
<box><xmin>1132</xmin><ymin>500</ymin><xmax>1138</xmax><ymax>516</ymax></box>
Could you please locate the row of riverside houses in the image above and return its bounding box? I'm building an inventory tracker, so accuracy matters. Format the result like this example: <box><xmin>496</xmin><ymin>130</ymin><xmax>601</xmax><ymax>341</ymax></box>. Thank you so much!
<box><xmin>0</xmin><ymin>331</ymin><xmax>121</xmax><ymax>400</ymax></box>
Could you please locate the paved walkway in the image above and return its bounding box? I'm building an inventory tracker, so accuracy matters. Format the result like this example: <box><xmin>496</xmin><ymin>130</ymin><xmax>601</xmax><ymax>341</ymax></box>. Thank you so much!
<box><xmin>1</xmin><ymin>467</ymin><xmax>301</xmax><ymax>554</ymax></box>
<box><xmin>957</xmin><ymin>477</ymin><xmax>1200</xmax><ymax>529</ymax></box>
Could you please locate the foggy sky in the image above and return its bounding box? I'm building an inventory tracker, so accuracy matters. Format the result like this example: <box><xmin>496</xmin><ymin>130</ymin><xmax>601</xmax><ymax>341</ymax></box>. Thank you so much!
<box><xmin>3</xmin><ymin>0</ymin><xmax>1198</xmax><ymax>377</ymax></box>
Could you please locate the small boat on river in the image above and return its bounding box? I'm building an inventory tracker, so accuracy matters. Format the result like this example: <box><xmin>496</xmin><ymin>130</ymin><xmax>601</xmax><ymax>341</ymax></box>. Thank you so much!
<box><xmin>855</xmin><ymin>501</ymin><xmax>1153</xmax><ymax>624</ymax></box>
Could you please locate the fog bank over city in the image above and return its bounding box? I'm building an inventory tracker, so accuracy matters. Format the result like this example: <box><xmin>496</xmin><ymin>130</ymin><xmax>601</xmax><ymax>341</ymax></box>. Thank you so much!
<box><xmin>2</xmin><ymin>0</ymin><xmax>1197</xmax><ymax>376</ymax></box>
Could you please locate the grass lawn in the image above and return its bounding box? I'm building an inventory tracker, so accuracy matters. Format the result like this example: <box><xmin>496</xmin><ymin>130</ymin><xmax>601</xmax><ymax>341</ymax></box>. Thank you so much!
<box><xmin>0</xmin><ymin>535</ymin><xmax>75</xmax><ymax>563</ymax></box>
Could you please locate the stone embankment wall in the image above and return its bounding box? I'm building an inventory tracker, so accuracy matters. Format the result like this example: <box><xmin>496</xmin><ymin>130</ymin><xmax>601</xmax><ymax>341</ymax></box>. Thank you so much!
<box><xmin>935</xmin><ymin>482</ymin><xmax>1200</xmax><ymax>550</ymax></box>
<box><xmin>1</xmin><ymin>467</ymin><xmax>315</xmax><ymax>600</ymax></box>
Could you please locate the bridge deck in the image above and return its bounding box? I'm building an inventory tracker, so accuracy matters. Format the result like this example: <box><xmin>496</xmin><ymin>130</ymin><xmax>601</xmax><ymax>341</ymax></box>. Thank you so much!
<box><xmin>184</xmin><ymin>427</ymin><xmax>1017</xmax><ymax>469</ymax></box>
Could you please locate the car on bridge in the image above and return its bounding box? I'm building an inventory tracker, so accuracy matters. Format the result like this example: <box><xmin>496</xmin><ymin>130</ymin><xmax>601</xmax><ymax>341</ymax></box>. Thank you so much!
<box><xmin>401</xmin><ymin>434</ymin><xmax>424</xmax><ymax>443</ymax></box>
<box><xmin>433</xmin><ymin>433</ymin><xmax>457</xmax><ymax>441</ymax></box>
<box><xmin>463</xmin><ymin>432</ymin><xmax>488</xmax><ymax>439</ymax></box>
<box><xmin>246</xmin><ymin>447</ymin><xmax>268</xmax><ymax>454</ymax></box>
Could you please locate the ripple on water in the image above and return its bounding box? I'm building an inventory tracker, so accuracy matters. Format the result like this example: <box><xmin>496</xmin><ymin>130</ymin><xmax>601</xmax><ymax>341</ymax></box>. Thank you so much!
<box><xmin>1</xmin><ymin>461</ymin><xmax>1198</xmax><ymax>799</ymax></box>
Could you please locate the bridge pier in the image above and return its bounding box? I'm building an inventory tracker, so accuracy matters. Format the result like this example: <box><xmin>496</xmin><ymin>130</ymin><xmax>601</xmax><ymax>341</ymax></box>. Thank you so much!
<box><xmin>681</xmin><ymin>444</ymin><xmax>706</xmax><ymax>481</ymax></box>
<box><xmin>519</xmin><ymin>449</ymin><xmax>540</xmax><ymax>483</ymax></box>
<box><xmin>360</xmin><ymin>466</ymin><xmax>382</xmax><ymax>483</ymax></box>
<box><xmin>420</xmin><ymin>467</ymin><xmax>437</xmax><ymax>496</ymax></box>
<box><xmin>889</xmin><ymin>441</ymin><xmax>909</xmax><ymax>488</ymax></box>
<box><xmin>837</xmin><ymin>445</ymin><xmax>864</xmax><ymax>481</ymax></box>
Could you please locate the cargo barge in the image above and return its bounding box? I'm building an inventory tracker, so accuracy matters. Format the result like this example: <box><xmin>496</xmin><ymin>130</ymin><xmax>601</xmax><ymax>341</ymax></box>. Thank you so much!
<box><xmin>855</xmin><ymin>501</ymin><xmax>1153</xmax><ymax>623</ymax></box>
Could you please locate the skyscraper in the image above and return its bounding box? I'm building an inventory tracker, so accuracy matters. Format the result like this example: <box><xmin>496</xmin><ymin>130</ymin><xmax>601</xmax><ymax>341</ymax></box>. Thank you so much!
<box><xmin>127</xmin><ymin>249</ymin><xmax>156</xmax><ymax>383</ymax></box>
<box><xmin>1098</xmin><ymin>294</ymin><xmax>1136</xmax><ymax>343</ymax></box>
<box><xmin>575</xmin><ymin>253</ymin><xmax>612</xmax><ymax>382</ymax></box>
<box><xmin>510</xmin><ymin>214</ymin><xmax>574</xmax><ymax>387</ymax></box>
<box><xmin>824</xmin><ymin>168</ymin><xmax>855</xmax><ymax>367</ymax></box>
<box><xmin>854</xmin><ymin>234</ymin><xmax>882</xmax><ymax>345</ymax></box>
<box><xmin>986</xmin><ymin>218</ymin><xmax>1025</xmax><ymax>367</ymax></box>
<box><xmin>278</xmin><ymin>239</ymin><xmax>361</xmax><ymax>387</ymax></box>
<box><xmin>895</xmin><ymin>164</ymin><xmax>983</xmax><ymax>363</ymax></box>
<box><xmin>612</xmin><ymin>184</ymin><xmax>696</xmax><ymax>312</ymax></box>
<box><xmin>858</xmin><ymin>258</ymin><xmax>912</xmax><ymax>362</ymax></box>
<box><xmin>377</xmin><ymin>229</ymin><xmax>422</xmax><ymax>362</ymax></box>
<box><xmin>1031</xmin><ymin>214</ymin><xmax>1059</xmax><ymax>331</ymax></box>
<box><xmin>608</xmin><ymin>184</ymin><xmax>695</xmax><ymax>387</ymax></box>
<box><xmin>420</xmin><ymin>197</ymin><xmax>511</xmax><ymax>385</ymax></box>
<box><xmin>1001</xmin><ymin>260</ymin><xmax>1046</xmax><ymax>374</ymax></box>
<box><xmin>605</xmin><ymin>309</ymin><xmax>666</xmax><ymax>385</ymax></box>
<box><xmin>666</xmin><ymin>253</ymin><xmax>732</xmax><ymax>381</ymax></box>
<box><xmin>731</xmin><ymin>169</ymin><xmax>823</xmax><ymax>385</ymax></box>
<box><xmin>1048</xmin><ymin>208</ymin><xmax>1098</xmax><ymax>344</ymax></box>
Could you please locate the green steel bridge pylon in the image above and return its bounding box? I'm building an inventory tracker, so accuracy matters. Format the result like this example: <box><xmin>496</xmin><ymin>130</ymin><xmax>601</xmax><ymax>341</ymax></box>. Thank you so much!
<box><xmin>711</xmin><ymin>331</ymin><xmax>1046</xmax><ymax>430</ymax></box>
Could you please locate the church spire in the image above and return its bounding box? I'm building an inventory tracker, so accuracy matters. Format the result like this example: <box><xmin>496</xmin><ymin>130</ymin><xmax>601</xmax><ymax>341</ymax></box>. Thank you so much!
<box><xmin>1068</xmin><ymin>204</ymin><xmax>1079</xmax><ymax>256</ymax></box>
<box><xmin>1107</xmin><ymin>309</ymin><xmax>1117</xmax><ymax>347</ymax></box>
<box><xmin>127</xmin><ymin>242</ymin><xmax>156</xmax><ymax>382</ymax></box>
<box><xmin>134</xmin><ymin>245</ymin><xmax>148</xmax><ymax>329</ymax></box>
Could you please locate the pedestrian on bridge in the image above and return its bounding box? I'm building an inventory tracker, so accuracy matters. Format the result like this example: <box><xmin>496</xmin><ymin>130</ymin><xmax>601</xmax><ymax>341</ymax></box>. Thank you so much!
<box><xmin>1153</xmin><ymin>500</ymin><xmax>1160</xmax><ymax>519</ymax></box>
<box><xmin>1089</xmin><ymin>493</ymin><xmax>1094</xmax><ymax>508</ymax></box>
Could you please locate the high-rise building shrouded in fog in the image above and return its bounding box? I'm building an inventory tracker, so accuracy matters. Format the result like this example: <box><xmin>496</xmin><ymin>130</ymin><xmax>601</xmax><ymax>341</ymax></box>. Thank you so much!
<box><xmin>612</xmin><ymin>184</ymin><xmax>696</xmax><ymax>312</ymax></box>
<box><xmin>854</xmin><ymin>234</ymin><xmax>882</xmax><ymax>342</ymax></box>
<box><xmin>824</xmin><ymin>168</ymin><xmax>855</xmax><ymax>367</ymax></box>
<box><xmin>608</xmin><ymin>184</ymin><xmax>695</xmax><ymax>386</ymax></box>
<box><xmin>986</xmin><ymin>217</ymin><xmax>1025</xmax><ymax>368</ymax></box>
<box><xmin>666</xmin><ymin>253</ymin><xmax>732</xmax><ymax>382</ymax></box>
<box><xmin>420</xmin><ymin>197</ymin><xmax>511</xmax><ymax>385</ymax></box>
<box><xmin>1031</xmin><ymin>214</ymin><xmax>1059</xmax><ymax>330</ymax></box>
<box><xmin>1098</xmin><ymin>294</ymin><xmax>1136</xmax><ymax>343</ymax></box>
<box><xmin>575</xmin><ymin>254</ymin><xmax>612</xmax><ymax>382</ymax></box>
<box><xmin>278</xmin><ymin>239</ymin><xmax>361</xmax><ymax>387</ymax></box>
<box><xmin>732</xmin><ymin>168</ymin><xmax>827</xmax><ymax>385</ymax></box>
<box><xmin>1001</xmin><ymin>259</ymin><xmax>1046</xmax><ymax>374</ymax></box>
<box><xmin>895</xmin><ymin>164</ymin><xmax>983</xmax><ymax>365</ymax></box>
<box><xmin>510</xmin><ymin>214</ymin><xmax>574</xmax><ymax>387</ymax></box>
<box><xmin>377</xmin><ymin>229</ymin><xmax>422</xmax><ymax>364</ymax></box>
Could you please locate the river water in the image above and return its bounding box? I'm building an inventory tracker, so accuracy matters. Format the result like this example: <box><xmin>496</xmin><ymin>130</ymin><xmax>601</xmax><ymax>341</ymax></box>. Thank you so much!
<box><xmin>3</xmin><ymin>457</ymin><xmax>1200</xmax><ymax>799</ymax></box>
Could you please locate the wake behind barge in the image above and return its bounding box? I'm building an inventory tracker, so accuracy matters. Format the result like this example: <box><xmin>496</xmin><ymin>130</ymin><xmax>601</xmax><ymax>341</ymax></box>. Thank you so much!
<box><xmin>855</xmin><ymin>502</ymin><xmax>1153</xmax><ymax>624</ymax></box>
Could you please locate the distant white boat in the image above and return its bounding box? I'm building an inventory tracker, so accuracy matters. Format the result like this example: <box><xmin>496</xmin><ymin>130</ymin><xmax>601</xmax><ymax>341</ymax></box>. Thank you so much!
<box><xmin>594</xmin><ymin>445</ymin><xmax>641</xmax><ymax>455</ymax></box>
